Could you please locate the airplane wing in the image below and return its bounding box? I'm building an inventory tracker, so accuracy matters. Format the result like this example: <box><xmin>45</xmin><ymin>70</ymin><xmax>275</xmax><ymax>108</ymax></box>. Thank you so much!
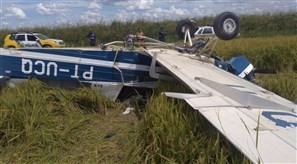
<box><xmin>145</xmin><ymin>48</ymin><xmax>297</xmax><ymax>163</ymax></box>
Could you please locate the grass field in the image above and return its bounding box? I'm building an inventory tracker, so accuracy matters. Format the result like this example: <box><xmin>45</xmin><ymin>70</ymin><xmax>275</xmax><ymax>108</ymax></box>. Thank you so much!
<box><xmin>1</xmin><ymin>35</ymin><xmax>296</xmax><ymax>163</ymax></box>
<box><xmin>0</xmin><ymin>12</ymin><xmax>296</xmax><ymax>163</ymax></box>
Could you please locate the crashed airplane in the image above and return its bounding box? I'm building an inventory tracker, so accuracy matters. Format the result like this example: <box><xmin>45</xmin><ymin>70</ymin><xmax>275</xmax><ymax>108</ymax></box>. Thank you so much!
<box><xmin>0</xmin><ymin>12</ymin><xmax>296</xmax><ymax>163</ymax></box>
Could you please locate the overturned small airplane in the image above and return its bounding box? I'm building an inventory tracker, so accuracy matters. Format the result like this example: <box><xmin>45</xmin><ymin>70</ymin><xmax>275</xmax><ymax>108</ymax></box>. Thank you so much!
<box><xmin>0</xmin><ymin>12</ymin><xmax>296</xmax><ymax>163</ymax></box>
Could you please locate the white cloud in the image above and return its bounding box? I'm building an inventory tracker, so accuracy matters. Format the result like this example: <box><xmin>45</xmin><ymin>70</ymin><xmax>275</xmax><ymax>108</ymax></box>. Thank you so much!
<box><xmin>37</xmin><ymin>3</ymin><xmax>52</xmax><ymax>15</ymax></box>
<box><xmin>115</xmin><ymin>9</ymin><xmax>138</xmax><ymax>21</ymax></box>
<box><xmin>56</xmin><ymin>16</ymin><xmax>71</xmax><ymax>25</ymax></box>
<box><xmin>139</xmin><ymin>0</ymin><xmax>153</xmax><ymax>9</ymax></box>
<box><xmin>193</xmin><ymin>4</ymin><xmax>205</xmax><ymax>11</ymax></box>
<box><xmin>1</xmin><ymin>0</ymin><xmax>296</xmax><ymax>28</ymax></box>
<box><xmin>153</xmin><ymin>7</ymin><xmax>163</xmax><ymax>13</ymax></box>
<box><xmin>142</xmin><ymin>7</ymin><xmax>163</xmax><ymax>19</ymax></box>
<box><xmin>4</xmin><ymin>7</ymin><xmax>26</xmax><ymax>19</ymax></box>
<box><xmin>36</xmin><ymin>3</ymin><xmax>68</xmax><ymax>15</ymax></box>
<box><xmin>192</xmin><ymin>4</ymin><xmax>213</xmax><ymax>16</ymax></box>
<box><xmin>88</xmin><ymin>0</ymin><xmax>102</xmax><ymax>10</ymax></box>
<box><xmin>136</xmin><ymin>5</ymin><xmax>190</xmax><ymax>21</ymax></box>
<box><xmin>35</xmin><ymin>2</ymin><xmax>73</xmax><ymax>26</ymax></box>
<box><xmin>169</xmin><ymin>5</ymin><xmax>189</xmax><ymax>15</ymax></box>
<box><xmin>78</xmin><ymin>0</ymin><xmax>104</xmax><ymax>24</ymax></box>
<box><xmin>81</xmin><ymin>10</ymin><xmax>104</xmax><ymax>24</ymax></box>
<box><xmin>2</xmin><ymin>22</ymin><xmax>9</xmax><ymax>26</ymax></box>
<box><xmin>115</xmin><ymin>0</ymin><xmax>154</xmax><ymax>10</ymax></box>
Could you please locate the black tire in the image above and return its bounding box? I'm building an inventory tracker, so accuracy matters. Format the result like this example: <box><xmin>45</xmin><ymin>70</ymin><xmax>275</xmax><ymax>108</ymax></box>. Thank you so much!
<box><xmin>213</xmin><ymin>12</ymin><xmax>240</xmax><ymax>40</ymax></box>
<box><xmin>7</xmin><ymin>46</ymin><xmax>16</xmax><ymax>48</ymax></box>
<box><xmin>176</xmin><ymin>19</ymin><xmax>198</xmax><ymax>39</ymax></box>
<box><xmin>43</xmin><ymin>45</ymin><xmax>52</xmax><ymax>48</ymax></box>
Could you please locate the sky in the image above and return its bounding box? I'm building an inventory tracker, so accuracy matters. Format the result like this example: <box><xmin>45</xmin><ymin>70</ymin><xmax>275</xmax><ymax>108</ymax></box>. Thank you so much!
<box><xmin>0</xmin><ymin>0</ymin><xmax>296</xmax><ymax>29</ymax></box>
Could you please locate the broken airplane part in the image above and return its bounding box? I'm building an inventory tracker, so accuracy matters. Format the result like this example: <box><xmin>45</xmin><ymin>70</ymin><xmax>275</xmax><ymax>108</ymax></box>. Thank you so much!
<box><xmin>0</xmin><ymin>48</ymin><xmax>163</xmax><ymax>101</ymax></box>
<box><xmin>146</xmin><ymin>47</ymin><xmax>296</xmax><ymax>163</ymax></box>
<box><xmin>0</xmin><ymin>12</ymin><xmax>296</xmax><ymax>163</ymax></box>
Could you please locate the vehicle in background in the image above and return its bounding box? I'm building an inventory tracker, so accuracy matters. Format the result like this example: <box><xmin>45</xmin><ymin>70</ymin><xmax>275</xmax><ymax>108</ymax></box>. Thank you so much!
<box><xmin>3</xmin><ymin>32</ymin><xmax>65</xmax><ymax>48</ymax></box>
<box><xmin>194</xmin><ymin>26</ymin><xmax>215</xmax><ymax>38</ymax></box>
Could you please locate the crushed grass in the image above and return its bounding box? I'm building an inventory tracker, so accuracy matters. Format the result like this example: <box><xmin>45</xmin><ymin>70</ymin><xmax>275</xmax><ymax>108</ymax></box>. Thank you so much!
<box><xmin>0</xmin><ymin>79</ymin><xmax>251</xmax><ymax>163</ymax></box>
<box><xmin>0</xmin><ymin>79</ymin><xmax>138</xmax><ymax>163</ymax></box>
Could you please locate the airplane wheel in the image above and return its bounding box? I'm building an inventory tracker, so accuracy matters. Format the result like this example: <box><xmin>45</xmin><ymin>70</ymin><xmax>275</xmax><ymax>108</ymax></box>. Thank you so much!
<box><xmin>176</xmin><ymin>19</ymin><xmax>198</xmax><ymax>39</ymax></box>
<box><xmin>213</xmin><ymin>12</ymin><xmax>240</xmax><ymax>40</ymax></box>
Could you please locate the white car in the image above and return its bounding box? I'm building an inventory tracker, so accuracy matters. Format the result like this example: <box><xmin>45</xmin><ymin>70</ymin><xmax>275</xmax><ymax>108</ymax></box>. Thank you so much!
<box><xmin>194</xmin><ymin>26</ymin><xmax>215</xmax><ymax>38</ymax></box>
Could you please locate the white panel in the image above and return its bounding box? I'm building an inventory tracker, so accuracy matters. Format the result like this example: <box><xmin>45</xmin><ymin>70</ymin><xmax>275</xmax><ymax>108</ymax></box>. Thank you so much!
<box><xmin>145</xmin><ymin>49</ymin><xmax>297</xmax><ymax>163</ymax></box>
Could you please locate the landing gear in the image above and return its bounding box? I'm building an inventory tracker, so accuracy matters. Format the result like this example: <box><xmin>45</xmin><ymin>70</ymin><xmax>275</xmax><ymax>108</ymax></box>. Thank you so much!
<box><xmin>175</xmin><ymin>12</ymin><xmax>240</xmax><ymax>55</ymax></box>
<box><xmin>213</xmin><ymin>12</ymin><xmax>240</xmax><ymax>40</ymax></box>
<box><xmin>175</xmin><ymin>19</ymin><xmax>198</xmax><ymax>40</ymax></box>
<box><xmin>175</xmin><ymin>12</ymin><xmax>240</xmax><ymax>41</ymax></box>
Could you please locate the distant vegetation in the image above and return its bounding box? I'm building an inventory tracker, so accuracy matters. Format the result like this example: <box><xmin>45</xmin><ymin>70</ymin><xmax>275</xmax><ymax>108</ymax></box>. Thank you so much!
<box><xmin>1</xmin><ymin>12</ymin><xmax>297</xmax><ymax>47</ymax></box>
<box><xmin>0</xmin><ymin>12</ymin><xmax>296</xmax><ymax>163</ymax></box>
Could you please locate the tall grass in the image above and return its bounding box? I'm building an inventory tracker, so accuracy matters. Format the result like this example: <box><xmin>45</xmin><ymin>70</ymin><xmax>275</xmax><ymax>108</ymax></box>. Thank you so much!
<box><xmin>216</xmin><ymin>36</ymin><xmax>297</xmax><ymax>102</ymax></box>
<box><xmin>0</xmin><ymin>79</ymin><xmax>139</xmax><ymax>163</ymax></box>
<box><xmin>239</xmin><ymin>12</ymin><xmax>297</xmax><ymax>37</ymax></box>
<box><xmin>256</xmin><ymin>72</ymin><xmax>297</xmax><ymax>103</ymax></box>
<box><xmin>216</xmin><ymin>36</ymin><xmax>297</xmax><ymax>72</ymax></box>
<box><xmin>127</xmin><ymin>82</ymin><xmax>249</xmax><ymax>163</ymax></box>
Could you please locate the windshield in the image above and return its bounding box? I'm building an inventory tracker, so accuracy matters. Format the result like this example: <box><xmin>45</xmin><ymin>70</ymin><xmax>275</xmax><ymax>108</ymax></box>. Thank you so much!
<box><xmin>34</xmin><ymin>34</ymin><xmax>49</xmax><ymax>39</ymax></box>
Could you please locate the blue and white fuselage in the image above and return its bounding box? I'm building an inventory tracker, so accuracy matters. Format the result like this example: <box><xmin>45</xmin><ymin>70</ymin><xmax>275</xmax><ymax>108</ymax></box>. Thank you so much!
<box><xmin>0</xmin><ymin>48</ymin><xmax>161</xmax><ymax>100</ymax></box>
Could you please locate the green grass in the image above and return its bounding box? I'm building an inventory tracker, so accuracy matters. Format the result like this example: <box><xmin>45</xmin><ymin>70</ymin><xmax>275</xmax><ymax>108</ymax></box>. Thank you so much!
<box><xmin>0</xmin><ymin>79</ymin><xmax>138</xmax><ymax>163</ymax></box>
<box><xmin>255</xmin><ymin>72</ymin><xmax>297</xmax><ymax>102</ymax></box>
<box><xmin>127</xmin><ymin>82</ymin><xmax>249</xmax><ymax>163</ymax></box>
<box><xmin>0</xmin><ymin>79</ymin><xmax>251</xmax><ymax>163</ymax></box>
<box><xmin>216</xmin><ymin>35</ymin><xmax>297</xmax><ymax>73</ymax></box>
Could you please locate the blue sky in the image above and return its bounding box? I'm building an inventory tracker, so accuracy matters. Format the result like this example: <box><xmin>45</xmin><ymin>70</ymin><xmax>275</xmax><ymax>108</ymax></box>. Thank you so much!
<box><xmin>0</xmin><ymin>0</ymin><xmax>296</xmax><ymax>29</ymax></box>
